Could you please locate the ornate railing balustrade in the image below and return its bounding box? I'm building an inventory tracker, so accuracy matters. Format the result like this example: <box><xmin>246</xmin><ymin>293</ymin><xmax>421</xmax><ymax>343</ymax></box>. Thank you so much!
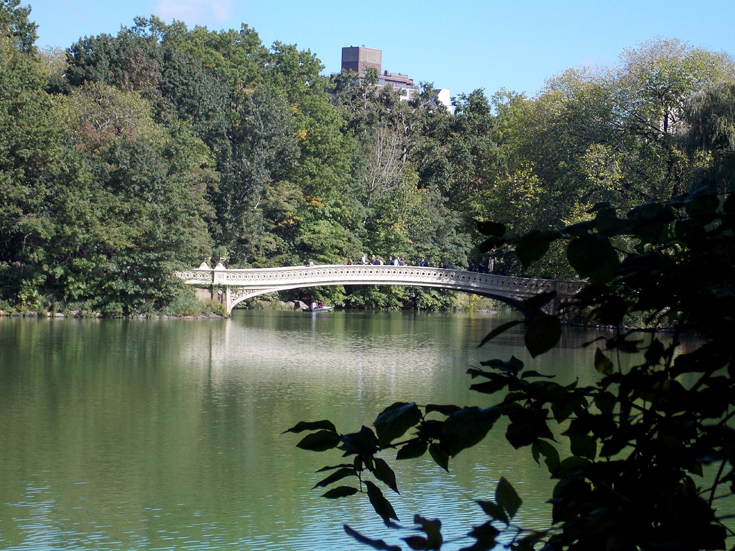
<box><xmin>176</xmin><ymin>264</ymin><xmax>584</xmax><ymax>316</ymax></box>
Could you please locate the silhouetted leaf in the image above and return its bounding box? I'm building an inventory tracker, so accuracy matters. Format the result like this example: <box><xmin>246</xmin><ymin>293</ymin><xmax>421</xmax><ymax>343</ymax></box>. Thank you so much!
<box><xmin>374</xmin><ymin>402</ymin><xmax>422</xmax><ymax>447</ymax></box>
<box><xmin>403</xmin><ymin>536</ymin><xmax>429</xmax><ymax>550</ymax></box>
<box><xmin>397</xmin><ymin>439</ymin><xmax>428</xmax><ymax>460</ymax></box>
<box><xmin>644</xmin><ymin>338</ymin><xmax>665</xmax><ymax>365</ymax></box>
<box><xmin>476</xmin><ymin>220</ymin><xmax>506</xmax><ymax>237</ymax></box>
<box><xmin>322</xmin><ymin>486</ymin><xmax>359</xmax><ymax>499</ymax></box>
<box><xmin>606</xmin><ymin>334</ymin><xmax>642</xmax><ymax>353</ymax></box>
<box><xmin>372</xmin><ymin>457</ymin><xmax>398</xmax><ymax>493</ymax></box>
<box><xmin>595</xmin><ymin>391</ymin><xmax>616</xmax><ymax>415</ymax></box>
<box><xmin>685</xmin><ymin>194</ymin><xmax>719</xmax><ymax>217</ymax></box>
<box><xmin>565</xmin><ymin>219</ymin><xmax>597</xmax><ymax>237</ymax></box>
<box><xmin>506</xmin><ymin>407</ymin><xmax>554</xmax><ymax>448</ymax></box>
<box><xmin>567</xmin><ymin>234</ymin><xmax>620</xmax><ymax>284</ymax></box>
<box><xmin>296</xmin><ymin>430</ymin><xmax>341</xmax><ymax>452</ymax></box>
<box><xmin>525</xmin><ymin>315</ymin><xmax>562</xmax><ymax>358</ymax></box>
<box><xmin>316</xmin><ymin>463</ymin><xmax>353</xmax><ymax>472</ymax></box>
<box><xmin>516</xmin><ymin>532</ymin><xmax>546</xmax><ymax>551</ymax></box>
<box><xmin>341</xmin><ymin>426</ymin><xmax>380</xmax><ymax>456</ymax></box>
<box><xmin>520</xmin><ymin>291</ymin><xmax>557</xmax><ymax>314</ymax></box>
<box><xmin>496</xmin><ymin>477</ymin><xmax>522</xmax><ymax>519</ymax></box>
<box><xmin>724</xmin><ymin>193</ymin><xmax>735</xmax><ymax>217</ymax></box>
<box><xmin>470</xmin><ymin>376</ymin><xmax>508</xmax><ymax>395</ymax></box>
<box><xmin>568</xmin><ymin>433</ymin><xmax>597</xmax><ymax>459</ymax></box>
<box><xmin>464</xmin><ymin>521</ymin><xmax>499</xmax><ymax>551</ymax></box>
<box><xmin>516</xmin><ymin>230</ymin><xmax>561</xmax><ymax>267</ymax></box>
<box><xmin>284</xmin><ymin>420</ymin><xmax>337</xmax><ymax>434</ymax></box>
<box><xmin>344</xmin><ymin>525</ymin><xmax>401</xmax><ymax>551</ymax></box>
<box><xmin>313</xmin><ymin>467</ymin><xmax>356</xmax><ymax>488</ymax></box>
<box><xmin>443</xmin><ymin>407</ymin><xmax>501</xmax><ymax>456</ymax></box>
<box><xmin>532</xmin><ymin>438</ymin><xmax>560</xmax><ymax>475</ymax></box>
<box><xmin>593</xmin><ymin>205</ymin><xmax>626</xmax><ymax>234</ymax></box>
<box><xmin>425</xmin><ymin>404</ymin><xmax>462</xmax><ymax>416</ymax></box>
<box><xmin>365</xmin><ymin>481</ymin><xmax>399</xmax><ymax>525</ymax></box>
<box><xmin>521</xmin><ymin>370</ymin><xmax>556</xmax><ymax>379</ymax></box>
<box><xmin>478</xmin><ymin>320</ymin><xmax>523</xmax><ymax>347</ymax></box>
<box><xmin>429</xmin><ymin>443</ymin><xmax>449</xmax><ymax>471</ymax></box>
<box><xmin>478</xmin><ymin>235</ymin><xmax>505</xmax><ymax>252</ymax></box>
<box><xmin>593</xmin><ymin>295</ymin><xmax>627</xmax><ymax>326</ymax></box>
<box><xmin>413</xmin><ymin>515</ymin><xmax>443</xmax><ymax>549</ymax></box>
<box><xmin>477</xmin><ymin>499</ymin><xmax>509</xmax><ymax>525</ymax></box>
<box><xmin>594</xmin><ymin>349</ymin><xmax>614</xmax><ymax>376</ymax></box>
<box><xmin>556</xmin><ymin>456</ymin><xmax>591</xmax><ymax>479</ymax></box>
<box><xmin>479</xmin><ymin>356</ymin><xmax>524</xmax><ymax>374</ymax></box>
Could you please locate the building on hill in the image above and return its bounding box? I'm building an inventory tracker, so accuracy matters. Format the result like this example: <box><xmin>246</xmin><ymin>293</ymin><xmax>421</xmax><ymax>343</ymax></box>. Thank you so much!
<box><xmin>340</xmin><ymin>46</ymin><xmax>451</xmax><ymax>112</ymax></box>
<box><xmin>341</xmin><ymin>46</ymin><xmax>382</xmax><ymax>75</ymax></box>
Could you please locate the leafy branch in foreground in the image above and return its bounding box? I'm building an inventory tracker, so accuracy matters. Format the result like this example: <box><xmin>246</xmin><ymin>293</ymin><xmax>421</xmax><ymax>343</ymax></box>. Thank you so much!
<box><xmin>287</xmin><ymin>192</ymin><xmax>735</xmax><ymax>551</ymax></box>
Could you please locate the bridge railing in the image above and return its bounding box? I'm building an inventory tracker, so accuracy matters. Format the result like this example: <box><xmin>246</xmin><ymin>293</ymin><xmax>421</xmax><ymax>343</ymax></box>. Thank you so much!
<box><xmin>175</xmin><ymin>264</ymin><xmax>584</xmax><ymax>302</ymax></box>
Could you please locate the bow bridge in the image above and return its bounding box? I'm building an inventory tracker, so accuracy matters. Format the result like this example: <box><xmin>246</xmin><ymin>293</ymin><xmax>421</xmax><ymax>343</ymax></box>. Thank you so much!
<box><xmin>176</xmin><ymin>263</ymin><xmax>584</xmax><ymax>316</ymax></box>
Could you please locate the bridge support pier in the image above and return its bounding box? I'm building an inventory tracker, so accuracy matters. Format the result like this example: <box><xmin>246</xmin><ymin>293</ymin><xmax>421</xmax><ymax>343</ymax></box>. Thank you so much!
<box><xmin>193</xmin><ymin>287</ymin><xmax>228</xmax><ymax>311</ymax></box>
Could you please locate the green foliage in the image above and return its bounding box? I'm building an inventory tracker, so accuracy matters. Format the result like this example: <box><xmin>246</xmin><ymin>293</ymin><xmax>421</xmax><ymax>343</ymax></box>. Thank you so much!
<box><xmin>480</xmin><ymin>41</ymin><xmax>735</xmax><ymax>277</ymax></box>
<box><xmin>684</xmin><ymin>81</ymin><xmax>735</xmax><ymax>194</ymax></box>
<box><xmin>6</xmin><ymin>9</ymin><xmax>735</xmax><ymax>316</ymax></box>
<box><xmin>288</xmin><ymin>191</ymin><xmax>735</xmax><ymax>550</ymax></box>
<box><xmin>0</xmin><ymin>17</ymin><xmax>67</xmax><ymax>301</ymax></box>
<box><xmin>0</xmin><ymin>0</ymin><xmax>37</xmax><ymax>52</ymax></box>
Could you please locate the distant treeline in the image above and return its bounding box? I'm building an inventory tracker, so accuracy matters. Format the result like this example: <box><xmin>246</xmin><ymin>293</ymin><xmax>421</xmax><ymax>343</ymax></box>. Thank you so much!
<box><xmin>2</xmin><ymin>0</ymin><xmax>735</xmax><ymax>314</ymax></box>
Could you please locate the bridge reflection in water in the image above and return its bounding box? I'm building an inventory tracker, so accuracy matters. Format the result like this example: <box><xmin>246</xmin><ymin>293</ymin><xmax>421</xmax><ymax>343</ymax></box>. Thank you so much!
<box><xmin>175</xmin><ymin>263</ymin><xmax>584</xmax><ymax>315</ymax></box>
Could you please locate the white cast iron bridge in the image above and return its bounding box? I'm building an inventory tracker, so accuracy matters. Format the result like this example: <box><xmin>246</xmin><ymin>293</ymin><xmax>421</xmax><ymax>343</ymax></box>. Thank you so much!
<box><xmin>176</xmin><ymin>263</ymin><xmax>584</xmax><ymax>316</ymax></box>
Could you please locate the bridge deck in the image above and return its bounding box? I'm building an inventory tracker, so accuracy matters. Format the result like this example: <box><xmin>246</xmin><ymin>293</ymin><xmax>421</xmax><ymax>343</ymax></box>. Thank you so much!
<box><xmin>176</xmin><ymin>264</ymin><xmax>584</xmax><ymax>315</ymax></box>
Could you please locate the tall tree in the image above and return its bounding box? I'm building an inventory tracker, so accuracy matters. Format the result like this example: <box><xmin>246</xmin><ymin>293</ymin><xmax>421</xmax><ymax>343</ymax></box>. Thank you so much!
<box><xmin>0</xmin><ymin>1</ymin><xmax>65</xmax><ymax>304</ymax></box>
<box><xmin>53</xmin><ymin>82</ymin><xmax>213</xmax><ymax>313</ymax></box>
<box><xmin>215</xmin><ymin>85</ymin><xmax>300</xmax><ymax>264</ymax></box>
<box><xmin>0</xmin><ymin>0</ymin><xmax>36</xmax><ymax>52</ymax></box>
<box><xmin>608</xmin><ymin>38</ymin><xmax>735</xmax><ymax>199</ymax></box>
<box><xmin>683</xmin><ymin>81</ymin><xmax>735</xmax><ymax>193</ymax></box>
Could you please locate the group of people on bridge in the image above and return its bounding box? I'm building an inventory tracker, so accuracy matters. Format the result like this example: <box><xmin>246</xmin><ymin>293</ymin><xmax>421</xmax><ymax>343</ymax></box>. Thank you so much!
<box><xmin>337</xmin><ymin>254</ymin><xmax>496</xmax><ymax>273</ymax></box>
<box><xmin>346</xmin><ymin>254</ymin><xmax>407</xmax><ymax>266</ymax></box>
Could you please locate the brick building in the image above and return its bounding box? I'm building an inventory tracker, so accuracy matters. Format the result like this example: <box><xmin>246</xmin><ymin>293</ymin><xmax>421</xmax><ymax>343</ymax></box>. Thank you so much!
<box><xmin>340</xmin><ymin>46</ymin><xmax>451</xmax><ymax>111</ymax></box>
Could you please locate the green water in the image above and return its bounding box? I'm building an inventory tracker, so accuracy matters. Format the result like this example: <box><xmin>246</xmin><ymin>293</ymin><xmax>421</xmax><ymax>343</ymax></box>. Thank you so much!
<box><xmin>0</xmin><ymin>310</ymin><xmax>612</xmax><ymax>550</ymax></box>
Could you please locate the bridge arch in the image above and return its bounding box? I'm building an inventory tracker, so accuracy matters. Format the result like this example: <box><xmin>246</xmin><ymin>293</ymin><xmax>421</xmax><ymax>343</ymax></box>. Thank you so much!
<box><xmin>176</xmin><ymin>264</ymin><xmax>584</xmax><ymax>316</ymax></box>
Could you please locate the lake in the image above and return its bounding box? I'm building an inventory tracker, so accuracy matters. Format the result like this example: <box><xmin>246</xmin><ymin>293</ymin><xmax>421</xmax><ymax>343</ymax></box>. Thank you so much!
<box><xmin>0</xmin><ymin>310</ymin><xmax>626</xmax><ymax>550</ymax></box>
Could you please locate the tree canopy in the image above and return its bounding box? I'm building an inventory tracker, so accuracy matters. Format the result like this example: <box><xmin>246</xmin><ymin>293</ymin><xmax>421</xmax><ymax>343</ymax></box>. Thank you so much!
<box><xmin>2</xmin><ymin>2</ymin><xmax>735</xmax><ymax>316</ymax></box>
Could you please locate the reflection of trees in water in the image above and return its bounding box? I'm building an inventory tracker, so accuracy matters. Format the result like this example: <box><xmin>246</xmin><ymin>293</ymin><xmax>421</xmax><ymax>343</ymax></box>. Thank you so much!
<box><xmin>0</xmin><ymin>312</ymin><xmax>622</xmax><ymax>550</ymax></box>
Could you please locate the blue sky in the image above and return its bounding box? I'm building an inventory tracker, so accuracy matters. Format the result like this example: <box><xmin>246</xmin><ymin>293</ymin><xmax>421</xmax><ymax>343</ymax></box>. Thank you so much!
<box><xmin>29</xmin><ymin>0</ymin><xmax>735</xmax><ymax>99</ymax></box>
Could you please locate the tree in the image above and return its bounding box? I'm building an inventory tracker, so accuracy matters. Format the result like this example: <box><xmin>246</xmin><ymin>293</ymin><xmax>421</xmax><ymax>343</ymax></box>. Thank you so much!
<box><xmin>52</xmin><ymin>82</ymin><xmax>213</xmax><ymax>314</ymax></box>
<box><xmin>0</xmin><ymin>2</ymin><xmax>66</xmax><ymax>305</ymax></box>
<box><xmin>362</xmin><ymin>124</ymin><xmax>407</xmax><ymax>209</ymax></box>
<box><xmin>0</xmin><ymin>0</ymin><xmax>36</xmax><ymax>53</ymax></box>
<box><xmin>683</xmin><ymin>81</ymin><xmax>735</xmax><ymax>194</ymax></box>
<box><xmin>473</xmin><ymin>41</ymin><xmax>735</xmax><ymax>279</ymax></box>
<box><xmin>606</xmin><ymin>38</ymin><xmax>735</xmax><ymax>200</ymax></box>
<box><xmin>287</xmin><ymin>190</ymin><xmax>735</xmax><ymax>550</ymax></box>
<box><xmin>158</xmin><ymin>44</ymin><xmax>229</xmax><ymax>146</ymax></box>
<box><xmin>65</xmin><ymin>29</ymin><xmax>162</xmax><ymax>101</ymax></box>
<box><xmin>215</xmin><ymin>85</ymin><xmax>300</xmax><ymax>264</ymax></box>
